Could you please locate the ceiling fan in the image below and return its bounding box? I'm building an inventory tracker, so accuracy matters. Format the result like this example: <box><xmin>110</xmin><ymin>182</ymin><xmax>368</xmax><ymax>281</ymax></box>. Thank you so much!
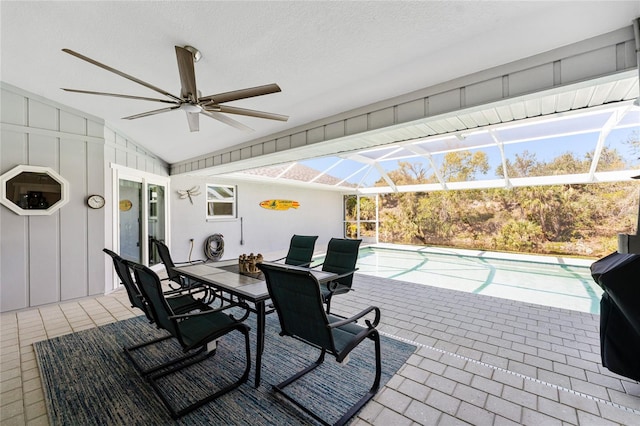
<box><xmin>61</xmin><ymin>46</ymin><xmax>288</xmax><ymax>132</ymax></box>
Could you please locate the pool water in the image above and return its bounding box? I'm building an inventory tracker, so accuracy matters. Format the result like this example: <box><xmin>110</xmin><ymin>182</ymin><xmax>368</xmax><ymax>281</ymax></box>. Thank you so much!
<box><xmin>353</xmin><ymin>246</ymin><xmax>602</xmax><ymax>314</ymax></box>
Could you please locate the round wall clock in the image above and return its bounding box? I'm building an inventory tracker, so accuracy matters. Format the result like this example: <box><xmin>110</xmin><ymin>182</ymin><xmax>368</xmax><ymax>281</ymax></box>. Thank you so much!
<box><xmin>87</xmin><ymin>194</ymin><xmax>105</xmax><ymax>209</ymax></box>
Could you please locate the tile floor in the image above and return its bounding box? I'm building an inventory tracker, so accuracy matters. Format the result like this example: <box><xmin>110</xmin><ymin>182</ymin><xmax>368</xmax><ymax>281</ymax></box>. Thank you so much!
<box><xmin>1</xmin><ymin>273</ymin><xmax>639</xmax><ymax>425</ymax></box>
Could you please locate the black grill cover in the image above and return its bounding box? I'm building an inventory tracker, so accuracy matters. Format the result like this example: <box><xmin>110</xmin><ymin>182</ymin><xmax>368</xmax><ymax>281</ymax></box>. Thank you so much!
<box><xmin>590</xmin><ymin>252</ymin><xmax>640</xmax><ymax>381</ymax></box>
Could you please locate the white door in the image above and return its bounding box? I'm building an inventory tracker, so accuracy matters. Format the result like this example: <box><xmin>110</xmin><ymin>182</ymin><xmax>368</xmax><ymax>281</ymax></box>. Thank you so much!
<box><xmin>112</xmin><ymin>166</ymin><xmax>170</xmax><ymax>271</ymax></box>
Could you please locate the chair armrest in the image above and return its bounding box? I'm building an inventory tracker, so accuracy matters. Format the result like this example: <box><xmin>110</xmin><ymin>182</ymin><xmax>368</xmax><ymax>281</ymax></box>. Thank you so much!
<box><xmin>269</xmin><ymin>257</ymin><xmax>311</xmax><ymax>268</ymax></box>
<box><xmin>173</xmin><ymin>259</ymin><xmax>206</xmax><ymax>265</ymax></box>
<box><xmin>168</xmin><ymin>302</ymin><xmax>242</xmax><ymax>320</ymax></box>
<box><xmin>163</xmin><ymin>286</ymin><xmax>208</xmax><ymax>297</ymax></box>
<box><xmin>161</xmin><ymin>277</ymin><xmax>207</xmax><ymax>292</ymax></box>
<box><xmin>269</xmin><ymin>257</ymin><xmax>314</xmax><ymax>268</ymax></box>
<box><xmin>325</xmin><ymin>268</ymin><xmax>359</xmax><ymax>291</ymax></box>
<box><xmin>328</xmin><ymin>305</ymin><xmax>380</xmax><ymax>329</ymax></box>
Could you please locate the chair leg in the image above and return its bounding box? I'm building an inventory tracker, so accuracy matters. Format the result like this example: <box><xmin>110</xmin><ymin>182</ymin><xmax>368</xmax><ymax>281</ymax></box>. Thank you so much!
<box><xmin>333</xmin><ymin>331</ymin><xmax>382</xmax><ymax>426</ymax></box>
<box><xmin>273</xmin><ymin>332</ymin><xmax>382</xmax><ymax>426</ymax></box>
<box><xmin>147</xmin><ymin>325</ymin><xmax>251</xmax><ymax>419</ymax></box>
<box><xmin>324</xmin><ymin>295</ymin><xmax>332</xmax><ymax>314</ymax></box>
<box><xmin>125</xmin><ymin>334</ymin><xmax>172</xmax><ymax>352</ymax></box>
<box><xmin>124</xmin><ymin>335</ymin><xmax>208</xmax><ymax>377</ymax></box>
<box><xmin>274</xmin><ymin>349</ymin><xmax>326</xmax><ymax>390</ymax></box>
<box><xmin>272</xmin><ymin>350</ymin><xmax>329</xmax><ymax>425</ymax></box>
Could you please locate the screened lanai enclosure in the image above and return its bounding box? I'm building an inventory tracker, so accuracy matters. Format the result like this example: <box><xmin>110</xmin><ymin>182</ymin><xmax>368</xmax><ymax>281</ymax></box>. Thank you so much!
<box><xmin>232</xmin><ymin>101</ymin><xmax>639</xmax><ymax>193</ymax></box>
<box><xmin>224</xmin><ymin>80</ymin><xmax>640</xmax><ymax>257</ymax></box>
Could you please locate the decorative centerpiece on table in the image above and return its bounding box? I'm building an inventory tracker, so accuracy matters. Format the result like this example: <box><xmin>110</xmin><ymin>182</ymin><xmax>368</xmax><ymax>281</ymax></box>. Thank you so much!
<box><xmin>238</xmin><ymin>253</ymin><xmax>263</xmax><ymax>276</ymax></box>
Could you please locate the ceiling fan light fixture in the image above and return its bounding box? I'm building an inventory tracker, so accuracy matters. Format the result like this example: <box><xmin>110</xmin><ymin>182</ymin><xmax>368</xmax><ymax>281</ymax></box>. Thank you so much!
<box><xmin>180</xmin><ymin>103</ymin><xmax>202</xmax><ymax>113</ymax></box>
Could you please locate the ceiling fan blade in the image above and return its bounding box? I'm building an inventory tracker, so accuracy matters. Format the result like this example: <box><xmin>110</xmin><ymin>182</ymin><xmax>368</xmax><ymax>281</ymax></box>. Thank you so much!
<box><xmin>185</xmin><ymin>111</ymin><xmax>199</xmax><ymax>132</ymax></box>
<box><xmin>201</xmin><ymin>110</ymin><xmax>253</xmax><ymax>131</ymax></box>
<box><xmin>210</xmin><ymin>105</ymin><xmax>288</xmax><ymax>122</ymax></box>
<box><xmin>61</xmin><ymin>88</ymin><xmax>177</xmax><ymax>104</ymax></box>
<box><xmin>122</xmin><ymin>105</ymin><xmax>180</xmax><ymax>120</ymax></box>
<box><xmin>175</xmin><ymin>46</ymin><xmax>197</xmax><ymax>101</ymax></box>
<box><xmin>62</xmin><ymin>48</ymin><xmax>182</xmax><ymax>102</ymax></box>
<box><xmin>199</xmin><ymin>83</ymin><xmax>281</xmax><ymax>104</ymax></box>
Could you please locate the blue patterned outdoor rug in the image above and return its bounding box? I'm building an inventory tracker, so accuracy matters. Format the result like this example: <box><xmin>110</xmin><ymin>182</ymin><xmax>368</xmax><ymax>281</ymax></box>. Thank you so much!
<box><xmin>34</xmin><ymin>310</ymin><xmax>416</xmax><ymax>425</ymax></box>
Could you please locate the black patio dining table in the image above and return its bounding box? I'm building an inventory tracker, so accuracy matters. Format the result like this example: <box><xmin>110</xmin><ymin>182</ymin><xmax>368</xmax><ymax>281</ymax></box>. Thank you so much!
<box><xmin>172</xmin><ymin>260</ymin><xmax>337</xmax><ymax>387</ymax></box>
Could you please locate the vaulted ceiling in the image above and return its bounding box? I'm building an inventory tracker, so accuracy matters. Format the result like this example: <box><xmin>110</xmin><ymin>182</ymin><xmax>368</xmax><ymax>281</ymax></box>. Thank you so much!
<box><xmin>1</xmin><ymin>1</ymin><xmax>639</xmax><ymax>167</ymax></box>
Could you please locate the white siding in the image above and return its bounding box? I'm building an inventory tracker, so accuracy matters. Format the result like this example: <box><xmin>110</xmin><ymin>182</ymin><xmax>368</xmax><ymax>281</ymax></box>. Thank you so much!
<box><xmin>0</xmin><ymin>83</ymin><xmax>168</xmax><ymax>312</ymax></box>
<box><xmin>0</xmin><ymin>84</ymin><xmax>105</xmax><ymax>311</ymax></box>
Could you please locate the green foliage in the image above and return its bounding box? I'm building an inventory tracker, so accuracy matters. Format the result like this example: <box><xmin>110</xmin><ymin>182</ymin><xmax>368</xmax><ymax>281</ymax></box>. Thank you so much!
<box><xmin>344</xmin><ymin>221</ymin><xmax>358</xmax><ymax>239</ymax></box>
<box><xmin>589</xmin><ymin>146</ymin><xmax>627</xmax><ymax>172</ymax></box>
<box><xmin>439</xmin><ymin>151</ymin><xmax>489</xmax><ymax>182</ymax></box>
<box><xmin>494</xmin><ymin>220</ymin><xmax>545</xmax><ymax>251</ymax></box>
<box><xmin>498</xmin><ymin>150</ymin><xmax>539</xmax><ymax>178</ymax></box>
<box><xmin>358</xmin><ymin>196</ymin><xmax>377</xmax><ymax>220</ymax></box>
<box><xmin>624</xmin><ymin>130</ymin><xmax>640</xmax><ymax>167</ymax></box>
<box><xmin>346</xmin><ymin>144</ymin><xmax>639</xmax><ymax>258</ymax></box>
<box><xmin>344</xmin><ymin>195</ymin><xmax>358</xmax><ymax>221</ymax></box>
<box><xmin>387</xmin><ymin>161</ymin><xmax>430</xmax><ymax>185</ymax></box>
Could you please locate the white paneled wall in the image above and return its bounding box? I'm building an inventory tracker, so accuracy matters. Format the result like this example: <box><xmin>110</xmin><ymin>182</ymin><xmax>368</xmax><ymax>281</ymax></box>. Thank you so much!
<box><xmin>104</xmin><ymin>126</ymin><xmax>168</xmax><ymax>177</ymax></box>
<box><xmin>0</xmin><ymin>83</ymin><xmax>168</xmax><ymax>312</ymax></box>
<box><xmin>0</xmin><ymin>83</ymin><xmax>106</xmax><ymax>311</ymax></box>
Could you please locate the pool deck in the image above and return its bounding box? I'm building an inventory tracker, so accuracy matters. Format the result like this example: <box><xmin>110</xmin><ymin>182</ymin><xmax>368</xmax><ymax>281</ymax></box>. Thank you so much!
<box><xmin>343</xmin><ymin>273</ymin><xmax>640</xmax><ymax>425</ymax></box>
<box><xmin>2</xmin><ymin>271</ymin><xmax>639</xmax><ymax>425</ymax></box>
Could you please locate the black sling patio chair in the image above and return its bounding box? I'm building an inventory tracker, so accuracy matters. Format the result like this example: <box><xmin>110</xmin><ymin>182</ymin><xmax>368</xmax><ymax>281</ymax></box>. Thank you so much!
<box><xmin>312</xmin><ymin>238</ymin><xmax>362</xmax><ymax>314</ymax></box>
<box><xmin>258</xmin><ymin>262</ymin><xmax>381</xmax><ymax>426</ymax></box>
<box><xmin>150</xmin><ymin>237</ymin><xmax>204</xmax><ymax>288</ymax></box>
<box><xmin>150</xmin><ymin>237</ymin><xmax>218</xmax><ymax>304</ymax></box>
<box><xmin>104</xmin><ymin>248</ymin><xmax>154</xmax><ymax>322</ymax></box>
<box><xmin>104</xmin><ymin>248</ymin><xmax>209</xmax><ymax>318</ymax></box>
<box><xmin>273</xmin><ymin>234</ymin><xmax>319</xmax><ymax>267</ymax></box>
<box><xmin>131</xmin><ymin>263</ymin><xmax>251</xmax><ymax>420</ymax></box>
<box><xmin>103</xmin><ymin>248</ymin><xmax>215</xmax><ymax>375</ymax></box>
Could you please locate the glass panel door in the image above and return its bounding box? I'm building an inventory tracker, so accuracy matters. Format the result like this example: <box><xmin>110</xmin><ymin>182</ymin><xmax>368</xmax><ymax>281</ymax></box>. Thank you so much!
<box><xmin>148</xmin><ymin>184</ymin><xmax>166</xmax><ymax>266</ymax></box>
<box><xmin>119</xmin><ymin>179</ymin><xmax>143</xmax><ymax>263</ymax></box>
<box><xmin>112</xmin><ymin>165</ymin><xmax>169</xmax><ymax>280</ymax></box>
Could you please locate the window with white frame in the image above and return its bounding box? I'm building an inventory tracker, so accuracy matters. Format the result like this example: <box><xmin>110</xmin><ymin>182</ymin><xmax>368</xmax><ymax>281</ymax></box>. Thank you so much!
<box><xmin>206</xmin><ymin>184</ymin><xmax>236</xmax><ymax>219</ymax></box>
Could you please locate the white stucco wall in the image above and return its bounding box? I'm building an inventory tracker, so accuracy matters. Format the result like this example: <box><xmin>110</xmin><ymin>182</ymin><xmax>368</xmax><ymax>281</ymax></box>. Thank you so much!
<box><xmin>170</xmin><ymin>174</ymin><xmax>345</xmax><ymax>263</ymax></box>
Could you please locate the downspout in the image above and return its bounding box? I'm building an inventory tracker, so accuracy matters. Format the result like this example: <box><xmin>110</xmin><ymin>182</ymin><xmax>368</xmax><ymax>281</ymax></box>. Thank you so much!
<box><xmin>617</xmin><ymin>17</ymin><xmax>640</xmax><ymax>254</ymax></box>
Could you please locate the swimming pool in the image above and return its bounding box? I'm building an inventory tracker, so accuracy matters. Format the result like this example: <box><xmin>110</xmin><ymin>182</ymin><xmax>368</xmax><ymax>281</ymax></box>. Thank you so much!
<box><xmin>352</xmin><ymin>244</ymin><xmax>601</xmax><ymax>314</ymax></box>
